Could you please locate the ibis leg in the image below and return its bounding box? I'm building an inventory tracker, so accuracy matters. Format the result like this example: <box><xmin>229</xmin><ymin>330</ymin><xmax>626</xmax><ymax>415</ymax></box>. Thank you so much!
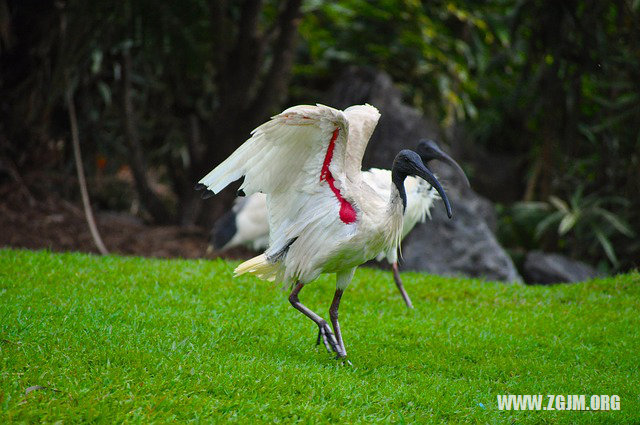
<box><xmin>329</xmin><ymin>288</ymin><xmax>348</xmax><ymax>359</ymax></box>
<box><xmin>288</xmin><ymin>282</ymin><xmax>341</xmax><ymax>356</ymax></box>
<box><xmin>392</xmin><ymin>262</ymin><xmax>414</xmax><ymax>309</ymax></box>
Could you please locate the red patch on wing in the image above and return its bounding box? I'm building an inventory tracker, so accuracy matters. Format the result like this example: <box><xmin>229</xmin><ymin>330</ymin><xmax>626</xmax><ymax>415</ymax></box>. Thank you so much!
<box><xmin>320</xmin><ymin>128</ymin><xmax>357</xmax><ymax>224</ymax></box>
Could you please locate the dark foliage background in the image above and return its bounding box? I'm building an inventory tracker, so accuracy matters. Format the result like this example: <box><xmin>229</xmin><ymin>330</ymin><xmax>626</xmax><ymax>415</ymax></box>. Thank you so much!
<box><xmin>1</xmin><ymin>0</ymin><xmax>638</xmax><ymax>272</ymax></box>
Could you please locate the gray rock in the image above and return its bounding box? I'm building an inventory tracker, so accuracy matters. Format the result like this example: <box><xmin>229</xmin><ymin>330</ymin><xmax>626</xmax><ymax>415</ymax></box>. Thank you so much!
<box><xmin>326</xmin><ymin>67</ymin><xmax>522</xmax><ymax>282</ymax></box>
<box><xmin>327</xmin><ymin>67</ymin><xmax>443</xmax><ymax>173</ymax></box>
<box><xmin>523</xmin><ymin>251</ymin><xmax>599</xmax><ymax>284</ymax></box>
<box><xmin>401</xmin><ymin>200</ymin><xmax>523</xmax><ymax>283</ymax></box>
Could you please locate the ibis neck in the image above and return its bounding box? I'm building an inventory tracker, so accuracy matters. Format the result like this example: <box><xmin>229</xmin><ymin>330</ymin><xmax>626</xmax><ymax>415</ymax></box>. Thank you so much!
<box><xmin>391</xmin><ymin>169</ymin><xmax>408</xmax><ymax>213</ymax></box>
<box><xmin>383</xmin><ymin>172</ymin><xmax>407</xmax><ymax>260</ymax></box>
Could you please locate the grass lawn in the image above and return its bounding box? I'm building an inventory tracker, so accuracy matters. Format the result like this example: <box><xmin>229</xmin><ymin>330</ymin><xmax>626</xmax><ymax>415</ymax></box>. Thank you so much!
<box><xmin>1</xmin><ymin>248</ymin><xmax>639</xmax><ymax>423</ymax></box>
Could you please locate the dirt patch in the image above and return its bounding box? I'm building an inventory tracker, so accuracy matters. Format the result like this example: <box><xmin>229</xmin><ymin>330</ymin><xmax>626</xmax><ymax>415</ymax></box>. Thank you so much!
<box><xmin>0</xmin><ymin>179</ymin><xmax>253</xmax><ymax>261</ymax></box>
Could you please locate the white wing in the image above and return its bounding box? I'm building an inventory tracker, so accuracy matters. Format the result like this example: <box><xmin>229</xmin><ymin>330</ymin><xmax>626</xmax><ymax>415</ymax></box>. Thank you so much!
<box><xmin>342</xmin><ymin>105</ymin><xmax>382</xmax><ymax>182</ymax></box>
<box><xmin>200</xmin><ymin>105</ymin><xmax>343</xmax><ymax>195</ymax></box>
<box><xmin>362</xmin><ymin>167</ymin><xmax>392</xmax><ymax>194</ymax></box>
<box><xmin>198</xmin><ymin>104</ymin><xmax>380</xmax><ymax>256</ymax></box>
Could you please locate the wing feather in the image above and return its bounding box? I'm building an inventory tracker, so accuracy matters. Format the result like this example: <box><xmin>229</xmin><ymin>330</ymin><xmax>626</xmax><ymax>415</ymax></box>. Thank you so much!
<box><xmin>199</xmin><ymin>104</ymin><xmax>349</xmax><ymax>197</ymax></box>
<box><xmin>343</xmin><ymin>104</ymin><xmax>381</xmax><ymax>182</ymax></box>
<box><xmin>199</xmin><ymin>104</ymin><xmax>378</xmax><ymax>258</ymax></box>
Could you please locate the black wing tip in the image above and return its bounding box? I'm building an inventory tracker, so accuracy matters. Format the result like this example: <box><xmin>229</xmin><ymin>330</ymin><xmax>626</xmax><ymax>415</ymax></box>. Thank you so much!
<box><xmin>195</xmin><ymin>182</ymin><xmax>216</xmax><ymax>199</ymax></box>
<box><xmin>237</xmin><ymin>189</ymin><xmax>246</xmax><ymax>197</ymax></box>
<box><xmin>200</xmin><ymin>190</ymin><xmax>216</xmax><ymax>199</ymax></box>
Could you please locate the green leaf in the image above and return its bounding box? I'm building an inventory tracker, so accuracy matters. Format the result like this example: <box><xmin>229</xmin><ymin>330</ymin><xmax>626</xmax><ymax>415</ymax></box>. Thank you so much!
<box><xmin>549</xmin><ymin>196</ymin><xmax>569</xmax><ymax>213</ymax></box>
<box><xmin>535</xmin><ymin>211</ymin><xmax>564</xmax><ymax>239</ymax></box>
<box><xmin>558</xmin><ymin>213</ymin><xmax>578</xmax><ymax>235</ymax></box>
<box><xmin>91</xmin><ymin>49</ymin><xmax>103</xmax><ymax>74</ymax></box>
<box><xmin>578</xmin><ymin>123</ymin><xmax>597</xmax><ymax>144</ymax></box>
<box><xmin>594</xmin><ymin>228</ymin><xmax>619</xmax><ymax>266</ymax></box>
<box><xmin>569</xmin><ymin>187</ymin><xmax>585</xmax><ymax>211</ymax></box>
<box><xmin>589</xmin><ymin>106</ymin><xmax>639</xmax><ymax>133</ymax></box>
<box><xmin>593</xmin><ymin>207</ymin><xmax>636</xmax><ymax>237</ymax></box>
<box><xmin>97</xmin><ymin>81</ymin><xmax>111</xmax><ymax>106</ymax></box>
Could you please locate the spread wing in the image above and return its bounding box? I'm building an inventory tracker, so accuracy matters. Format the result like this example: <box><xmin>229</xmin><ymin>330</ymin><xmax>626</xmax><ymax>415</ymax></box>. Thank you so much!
<box><xmin>199</xmin><ymin>104</ymin><xmax>346</xmax><ymax>196</ymax></box>
<box><xmin>342</xmin><ymin>105</ymin><xmax>381</xmax><ymax>183</ymax></box>
<box><xmin>198</xmin><ymin>104</ymin><xmax>379</xmax><ymax>254</ymax></box>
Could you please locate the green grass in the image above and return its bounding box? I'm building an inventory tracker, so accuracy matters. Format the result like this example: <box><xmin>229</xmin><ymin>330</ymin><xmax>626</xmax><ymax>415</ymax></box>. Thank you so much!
<box><xmin>1</xmin><ymin>249</ymin><xmax>639</xmax><ymax>423</ymax></box>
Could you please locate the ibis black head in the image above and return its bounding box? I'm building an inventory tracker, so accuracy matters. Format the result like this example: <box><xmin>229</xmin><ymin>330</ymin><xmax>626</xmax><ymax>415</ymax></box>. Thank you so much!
<box><xmin>416</xmin><ymin>139</ymin><xmax>470</xmax><ymax>188</ymax></box>
<box><xmin>392</xmin><ymin>149</ymin><xmax>452</xmax><ymax>218</ymax></box>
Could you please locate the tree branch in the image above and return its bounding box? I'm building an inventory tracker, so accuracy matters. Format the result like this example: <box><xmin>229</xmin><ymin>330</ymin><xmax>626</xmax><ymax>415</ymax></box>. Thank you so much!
<box><xmin>66</xmin><ymin>87</ymin><xmax>109</xmax><ymax>255</ymax></box>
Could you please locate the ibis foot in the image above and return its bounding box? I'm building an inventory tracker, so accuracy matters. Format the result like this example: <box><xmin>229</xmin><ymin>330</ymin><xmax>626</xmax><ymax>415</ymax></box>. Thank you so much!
<box><xmin>315</xmin><ymin>321</ymin><xmax>343</xmax><ymax>356</ymax></box>
<box><xmin>289</xmin><ymin>282</ymin><xmax>344</xmax><ymax>358</ymax></box>
<box><xmin>337</xmin><ymin>357</ymin><xmax>353</xmax><ymax>366</ymax></box>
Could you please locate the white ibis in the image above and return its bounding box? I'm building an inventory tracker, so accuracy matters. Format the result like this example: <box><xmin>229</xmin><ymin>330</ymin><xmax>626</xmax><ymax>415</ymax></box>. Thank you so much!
<box><xmin>209</xmin><ymin>139</ymin><xmax>469</xmax><ymax>309</ymax></box>
<box><xmin>196</xmin><ymin>104</ymin><xmax>453</xmax><ymax>361</ymax></box>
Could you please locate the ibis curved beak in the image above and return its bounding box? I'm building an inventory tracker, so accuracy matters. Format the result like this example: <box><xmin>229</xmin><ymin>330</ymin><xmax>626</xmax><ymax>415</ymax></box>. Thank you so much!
<box><xmin>417</xmin><ymin>139</ymin><xmax>470</xmax><ymax>188</ymax></box>
<box><xmin>415</xmin><ymin>159</ymin><xmax>453</xmax><ymax>219</ymax></box>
